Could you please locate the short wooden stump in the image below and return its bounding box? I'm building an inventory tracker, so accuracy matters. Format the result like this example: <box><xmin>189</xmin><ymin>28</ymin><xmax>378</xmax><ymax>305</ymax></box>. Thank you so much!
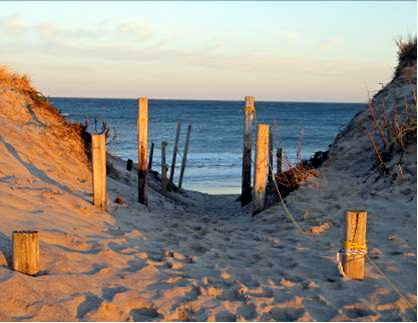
<box><xmin>13</xmin><ymin>230</ymin><xmax>39</xmax><ymax>276</ymax></box>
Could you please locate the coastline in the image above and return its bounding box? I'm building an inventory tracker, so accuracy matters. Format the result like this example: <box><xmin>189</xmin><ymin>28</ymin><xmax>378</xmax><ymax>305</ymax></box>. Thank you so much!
<box><xmin>0</xmin><ymin>55</ymin><xmax>416</xmax><ymax>321</ymax></box>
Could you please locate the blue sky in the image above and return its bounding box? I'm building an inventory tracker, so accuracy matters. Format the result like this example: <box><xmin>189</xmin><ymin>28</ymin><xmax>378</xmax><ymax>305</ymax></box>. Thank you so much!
<box><xmin>0</xmin><ymin>1</ymin><xmax>416</xmax><ymax>102</ymax></box>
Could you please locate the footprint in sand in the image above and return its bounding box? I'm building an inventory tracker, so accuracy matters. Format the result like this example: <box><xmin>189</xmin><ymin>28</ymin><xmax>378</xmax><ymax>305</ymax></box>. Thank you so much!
<box><xmin>101</xmin><ymin>286</ymin><xmax>129</xmax><ymax>302</ymax></box>
<box><xmin>215</xmin><ymin>310</ymin><xmax>237</xmax><ymax>322</ymax></box>
<box><xmin>123</xmin><ymin>258</ymin><xmax>147</xmax><ymax>272</ymax></box>
<box><xmin>236</xmin><ymin>303</ymin><xmax>257</xmax><ymax>320</ymax></box>
<box><xmin>302</xmin><ymin>296</ymin><xmax>338</xmax><ymax>321</ymax></box>
<box><xmin>129</xmin><ymin>307</ymin><xmax>163</xmax><ymax>322</ymax></box>
<box><xmin>341</xmin><ymin>306</ymin><xmax>376</xmax><ymax>320</ymax></box>
<box><xmin>269</xmin><ymin>307</ymin><xmax>306</xmax><ymax>322</ymax></box>
<box><xmin>76</xmin><ymin>293</ymin><xmax>103</xmax><ymax>320</ymax></box>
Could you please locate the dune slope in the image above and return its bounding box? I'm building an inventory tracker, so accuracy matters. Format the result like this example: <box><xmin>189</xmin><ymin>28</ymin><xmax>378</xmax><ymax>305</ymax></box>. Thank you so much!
<box><xmin>0</xmin><ymin>54</ymin><xmax>416</xmax><ymax>322</ymax></box>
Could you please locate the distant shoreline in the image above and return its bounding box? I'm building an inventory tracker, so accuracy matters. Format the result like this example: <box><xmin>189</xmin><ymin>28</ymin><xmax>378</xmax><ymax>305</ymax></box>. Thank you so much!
<box><xmin>49</xmin><ymin>96</ymin><xmax>367</xmax><ymax>105</ymax></box>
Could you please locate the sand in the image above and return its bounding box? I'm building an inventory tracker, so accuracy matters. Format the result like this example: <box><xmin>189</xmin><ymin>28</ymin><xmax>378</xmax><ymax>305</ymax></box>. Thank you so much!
<box><xmin>0</xmin><ymin>62</ymin><xmax>416</xmax><ymax>322</ymax></box>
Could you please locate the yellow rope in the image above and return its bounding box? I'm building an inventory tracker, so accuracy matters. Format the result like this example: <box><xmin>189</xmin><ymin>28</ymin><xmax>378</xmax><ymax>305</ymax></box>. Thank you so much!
<box><xmin>343</xmin><ymin>241</ymin><xmax>367</xmax><ymax>252</ymax></box>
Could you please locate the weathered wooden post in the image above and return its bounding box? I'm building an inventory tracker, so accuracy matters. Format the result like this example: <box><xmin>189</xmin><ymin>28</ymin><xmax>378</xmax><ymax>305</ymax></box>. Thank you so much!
<box><xmin>276</xmin><ymin>147</ymin><xmax>284</xmax><ymax>174</ymax></box>
<box><xmin>13</xmin><ymin>230</ymin><xmax>39</xmax><ymax>276</ymax></box>
<box><xmin>137</xmin><ymin>97</ymin><xmax>148</xmax><ymax>205</ymax></box>
<box><xmin>127</xmin><ymin>159</ymin><xmax>133</xmax><ymax>171</ymax></box>
<box><xmin>268</xmin><ymin>130</ymin><xmax>274</xmax><ymax>181</ymax></box>
<box><xmin>148</xmin><ymin>142</ymin><xmax>155</xmax><ymax>170</ymax></box>
<box><xmin>161</xmin><ymin>141</ymin><xmax>168</xmax><ymax>192</ymax></box>
<box><xmin>342</xmin><ymin>210</ymin><xmax>368</xmax><ymax>280</ymax></box>
<box><xmin>178</xmin><ymin>124</ymin><xmax>192</xmax><ymax>190</ymax></box>
<box><xmin>169</xmin><ymin>121</ymin><xmax>182</xmax><ymax>189</ymax></box>
<box><xmin>92</xmin><ymin>134</ymin><xmax>106</xmax><ymax>209</ymax></box>
<box><xmin>241</xmin><ymin>96</ymin><xmax>256</xmax><ymax>207</ymax></box>
<box><xmin>253</xmin><ymin>124</ymin><xmax>269</xmax><ymax>215</ymax></box>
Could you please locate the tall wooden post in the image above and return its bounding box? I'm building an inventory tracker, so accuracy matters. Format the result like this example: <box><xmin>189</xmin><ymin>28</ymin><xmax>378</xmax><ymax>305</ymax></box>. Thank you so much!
<box><xmin>253</xmin><ymin>124</ymin><xmax>269</xmax><ymax>215</ymax></box>
<box><xmin>276</xmin><ymin>147</ymin><xmax>283</xmax><ymax>174</ymax></box>
<box><xmin>13</xmin><ymin>230</ymin><xmax>39</xmax><ymax>276</ymax></box>
<box><xmin>343</xmin><ymin>210</ymin><xmax>368</xmax><ymax>280</ymax></box>
<box><xmin>178</xmin><ymin>124</ymin><xmax>192</xmax><ymax>190</ymax></box>
<box><xmin>268</xmin><ymin>130</ymin><xmax>274</xmax><ymax>181</ymax></box>
<box><xmin>92</xmin><ymin>134</ymin><xmax>106</xmax><ymax>209</ymax></box>
<box><xmin>161</xmin><ymin>141</ymin><xmax>168</xmax><ymax>192</ymax></box>
<box><xmin>169</xmin><ymin>121</ymin><xmax>182</xmax><ymax>188</ymax></box>
<box><xmin>241</xmin><ymin>96</ymin><xmax>255</xmax><ymax>207</ymax></box>
<box><xmin>137</xmin><ymin>97</ymin><xmax>148</xmax><ymax>206</ymax></box>
<box><xmin>148</xmin><ymin>142</ymin><xmax>155</xmax><ymax>170</ymax></box>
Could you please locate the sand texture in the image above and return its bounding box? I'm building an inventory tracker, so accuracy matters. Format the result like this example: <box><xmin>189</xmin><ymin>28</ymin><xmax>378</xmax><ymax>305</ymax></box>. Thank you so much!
<box><xmin>0</xmin><ymin>62</ymin><xmax>416</xmax><ymax>322</ymax></box>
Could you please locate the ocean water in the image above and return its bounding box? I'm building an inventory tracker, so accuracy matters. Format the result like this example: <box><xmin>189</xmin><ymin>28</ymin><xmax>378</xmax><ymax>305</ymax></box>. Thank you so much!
<box><xmin>50</xmin><ymin>98</ymin><xmax>365</xmax><ymax>194</ymax></box>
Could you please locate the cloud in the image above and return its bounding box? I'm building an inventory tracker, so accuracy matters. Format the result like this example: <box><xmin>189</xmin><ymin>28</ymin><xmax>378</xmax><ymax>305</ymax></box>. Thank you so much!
<box><xmin>117</xmin><ymin>23</ymin><xmax>154</xmax><ymax>40</ymax></box>
<box><xmin>0</xmin><ymin>14</ymin><xmax>27</xmax><ymax>34</ymax></box>
<box><xmin>320</xmin><ymin>37</ymin><xmax>340</xmax><ymax>51</ymax></box>
<box><xmin>0</xmin><ymin>14</ymin><xmax>156</xmax><ymax>44</ymax></box>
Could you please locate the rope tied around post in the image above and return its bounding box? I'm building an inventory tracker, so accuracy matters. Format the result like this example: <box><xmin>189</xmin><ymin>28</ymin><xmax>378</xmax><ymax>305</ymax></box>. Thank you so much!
<box><xmin>337</xmin><ymin>240</ymin><xmax>368</xmax><ymax>277</ymax></box>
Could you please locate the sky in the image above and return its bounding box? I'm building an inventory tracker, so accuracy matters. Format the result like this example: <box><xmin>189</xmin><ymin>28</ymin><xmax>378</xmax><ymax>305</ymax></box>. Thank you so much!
<box><xmin>0</xmin><ymin>1</ymin><xmax>416</xmax><ymax>102</ymax></box>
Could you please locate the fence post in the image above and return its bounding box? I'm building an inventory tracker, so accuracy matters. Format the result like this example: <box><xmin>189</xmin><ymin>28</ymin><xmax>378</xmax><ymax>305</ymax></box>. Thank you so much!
<box><xmin>169</xmin><ymin>121</ymin><xmax>182</xmax><ymax>189</ymax></box>
<box><xmin>13</xmin><ymin>230</ymin><xmax>39</xmax><ymax>276</ymax></box>
<box><xmin>241</xmin><ymin>96</ymin><xmax>255</xmax><ymax>207</ymax></box>
<box><xmin>92</xmin><ymin>134</ymin><xmax>106</xmax><ymax>209</ymax></box>
<box><xmin>137</xmin><ymin>97</ymin><xmax>148</xmax><ymax>206</ymax></box>
<box><xmin>253</xmin><ymin>124</ymin><xmax>269</xmax><ymax>215</ymax></box>
<box><xmin>178</xmin><ymin>124</ymin><xmax>192</xmax><ymax>190</ymax></box>
<box><xmin>161</xmin><ymin>141</ymin><xmax>168</xmax><ymax>192</ymax></box>
<box><xmin>268</xmin><ymin>130</ymin><xmax>274</xmax><ymax>181</ymax></box>
<box><xmin>343</xmin><ymin>210</ymin><xmax>368</xmax><ymax>280</ymax></box>
<box><xmin>148</xmin><ymin>142</ymin><xmax>155</xmax><ymax>170</ymax></box>
<box><xmin>127</xmin><ymin>159</ymin><xmax>133</xmax><ymax>171</ymax></box>
<box><xmin>276</xmin><ymin>147</ymin><xmax>283</xmax><ymax>174</ymax></box>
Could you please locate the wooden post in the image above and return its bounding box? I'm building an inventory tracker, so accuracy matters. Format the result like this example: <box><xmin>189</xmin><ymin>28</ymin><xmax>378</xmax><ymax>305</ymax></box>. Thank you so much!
<box><xmin>127</xmin><ymin>159</ymin><xmax>133</xmax><ymax>171</ymax></box>
<box><xmin>161</xmin><ymin>141</ymin><xmax>168</xmax><ymax>192</ymax></box>
<box><xmin>276</xmin><ymin>147</ymin><xmax>283</xmax><ymax>174</ymax></box>
<box><xmin>137</xmin><ymin>97</ymin><xmax>148</xmax><ymax>206</ymax></box>
<box><xmin>178</xmin><ymin>124</ymin><xmax>192</xmax><ymax>190</ymax></box>
<box><xmin>241</xmin><ymin>96</ymin><xmax>255</xmax><ymax>207</ymax></box>
<box><xmin>148</xmin><ymin>142</ymin><xmax>155</xmax><ymax>170</ymax></box>
<box><xmin>92</xmin><ymin>134</ymin><xmax>106</xmax><ymax>209</ymax></box>
<box><xmin>169</xmin><ymin>121</ymin><xmax>182</xmax><ymax>189</ymax></box>
<box><xmin>343</xmin><ymin>210</ymin><xmax>368</xmax><ymax>280</ymax></box>
<box><xmin>13</xmin><ymin>230</ymin><xmax>39</xmax><ymax>276</ymax></box>
<box><xmin>253</xmin><ymin>124</ymin><xmax>269</xmax><ymax>215</ymax></box>
<box><xmin>268</xmin><ymin>130</ymin><xmax>274</xmax><ymax>181</ymax></box>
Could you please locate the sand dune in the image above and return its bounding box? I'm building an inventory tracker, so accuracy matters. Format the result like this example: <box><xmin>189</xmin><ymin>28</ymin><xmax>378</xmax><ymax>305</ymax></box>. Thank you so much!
<box><xmin>0</xmin><ymin>58</ymin><xmax>416</xmax><ymax>322</ymax></box>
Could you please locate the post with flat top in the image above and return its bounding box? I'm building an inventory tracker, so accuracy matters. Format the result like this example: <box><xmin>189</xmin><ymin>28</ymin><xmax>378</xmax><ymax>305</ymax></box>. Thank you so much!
<box><xmin>178</xmin><ymin>124</ymin><xmax>192</xmax><ymax>190</ymax></box>
<box><xmin>343</xmin><ymin>210</ymin><xmax>368</xmax><ymax>280</ymax></box>
<box><xmin>161</xmin><ymin>141</ymin><xmax>168</xmax><ymax>192</ymax></box>
<box><xmin>13</xmin><ymin>230</ymin><xmax>39</xmax><ymax>276</ymax></box>
<box><xmin>241</xmin><ymin>96</ymin><xmax>256</xmax><ymax>207</ymax></box>
<box><xmin>92</xmin><ymin>134</ymin><xmax>106</xmax><ymax>209</ymax></box>
<box><xmin>169</xmin><ymin>121</ymin><xmax>182</xmax><ymax>189</ymax></box>
<box><xmin>137</xmin><ymin>97</ymin><xmax>148</xmax><ymax>205</ymax></box>
<box><xmin>253</xmin><ymin>124</ymin><xmax>269</xmax><ymax>215</ymax></box>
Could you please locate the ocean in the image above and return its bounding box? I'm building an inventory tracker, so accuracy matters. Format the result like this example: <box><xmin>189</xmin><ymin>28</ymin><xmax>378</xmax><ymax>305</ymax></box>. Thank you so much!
<box><xmin>50</xmin><ymin>98</ymin><xmax>365</xmax><ymax>194</ymax></box>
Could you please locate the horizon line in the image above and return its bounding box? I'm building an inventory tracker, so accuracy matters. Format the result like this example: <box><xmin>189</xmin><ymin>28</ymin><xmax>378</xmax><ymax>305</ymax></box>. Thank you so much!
<box><xmin>48</xmin><ymin>95</ymin><xmax>367</xmax><ymax>105</ymax></box>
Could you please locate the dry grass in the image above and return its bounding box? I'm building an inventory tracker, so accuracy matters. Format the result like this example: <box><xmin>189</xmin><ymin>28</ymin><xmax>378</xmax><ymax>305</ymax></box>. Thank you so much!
<box><xmin>273</xmin><ymin>129</ymin><xmax>321</xmax><ymax>199</ymax></box>
<box><xmin>367</xmin><ymin>91</ymin><xmax>417</xmax><ymax>174</ymax></box>
<box><xmin>0</xmin><ymin>65</ymin><xmax>92</xmax><ymax>157</ymax></box>
<box><xmin>366</xmin><ymin>35</ymin><xmax>417</xmax><ymax>173</ymax></box>
<box><xmin>394</xmin><ymin>35</ymin><xmax>417</xmax><ymax>78</ymax></box>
